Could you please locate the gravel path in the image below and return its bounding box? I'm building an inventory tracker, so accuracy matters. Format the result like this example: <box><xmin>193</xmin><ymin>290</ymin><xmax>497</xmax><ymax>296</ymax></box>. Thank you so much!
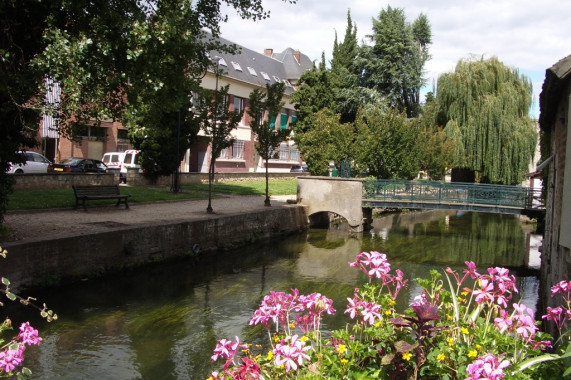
<box><xmin>1</xmin><ymin>194</ymin><xmax>297</xmax><ymax>244</ymax></box>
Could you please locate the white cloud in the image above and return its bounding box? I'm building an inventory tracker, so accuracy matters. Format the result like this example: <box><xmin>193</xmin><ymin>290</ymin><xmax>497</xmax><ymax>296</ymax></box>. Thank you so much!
<box><xmin>220</xmin><ymin>0</ymin><xmax>571</xmax><ymax>117</ymax></box>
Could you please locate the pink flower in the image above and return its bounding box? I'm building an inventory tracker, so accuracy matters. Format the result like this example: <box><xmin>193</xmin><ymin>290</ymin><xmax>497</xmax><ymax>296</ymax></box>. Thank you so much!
<box><xmin>273</xmin><ymin>335</ymin><xmax>312</xmax><ymax>372</ymax></box>
<box><xmin>0</xmin><ymin>346</ymin><xmax>24</xmax><ymax>374</ymax></box>
<box><xmin>511</xmin><ymin>303</ymin><xmax>538</xmax><ymax>340</ymax></box>
<box><xmin>211</xmin><ymin>336</ymin><xmax>247</xmax><ymax>362</ymax></box>
<box><xmin>345</xmin><ymin>295</ymin><xmax>360</xmax><ymax>320</ymax></box>
<box><xmin>361</xmin><ymin>301</ymin><xmax>381</xmax><ymax>325</ymax></box>
<box><xmin>551</xmin><ymin>280</ymin><xmax>571</xmax><ymax>295</ymax></box>
<box><xmin>542</xmin><ymin>306</ymin><xmax>566</xmax><ymax>331</ymax></box>
<box><xmin>410</xmin><ymin>292</ymin><xmax>428</xmax><ymax>307</ymax></box>
<box><xmin>473</xmin><ymin>278</ymin><xmax>495</xmax><ymax>304</ymax></box>
<box><xmin>18</xmin><ymin>322</ymin><xmax>42</xmax><ymax>346</ymax></box>
<box><xmin>465</xmin><ymin>353</ymin><xmax>510</xmax><ymax>380</ymax></box>
<box><xmin>494</xmin><ymin>309</ymin><xmax>512</xmax><ymax>331</ymax></box>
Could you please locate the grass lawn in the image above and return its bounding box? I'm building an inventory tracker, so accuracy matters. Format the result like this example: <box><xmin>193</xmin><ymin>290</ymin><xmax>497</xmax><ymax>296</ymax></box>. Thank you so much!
<box><xmin>6</xmin><ymin>179</ymin><xmax>297</xmax><ymax>211</ymax></box>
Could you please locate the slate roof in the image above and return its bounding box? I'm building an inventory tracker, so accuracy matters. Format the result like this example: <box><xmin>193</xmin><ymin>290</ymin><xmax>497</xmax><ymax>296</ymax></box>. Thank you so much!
<box><xmin>539</xmin><ymin>53</ymin><xmax>571</xmax><ymax>131</ymax></box>
<box><xmin>208</xmin><ymin>36</ymin><xmax>312</xmax><ymax>96</ymax></box>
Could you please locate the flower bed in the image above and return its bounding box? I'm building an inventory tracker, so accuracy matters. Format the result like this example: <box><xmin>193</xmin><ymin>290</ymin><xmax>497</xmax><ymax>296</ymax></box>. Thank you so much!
<box><xmin>209</xmin><ymin>251</ymin><xmax>571</xmax><ymax>379</ymax></box>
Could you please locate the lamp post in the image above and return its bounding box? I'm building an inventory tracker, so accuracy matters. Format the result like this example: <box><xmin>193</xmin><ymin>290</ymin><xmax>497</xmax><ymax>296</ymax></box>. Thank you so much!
<box><xmin>206</xmin><ymin>56</ymin><xmax>221</xmax><ymax>213</ymax></box>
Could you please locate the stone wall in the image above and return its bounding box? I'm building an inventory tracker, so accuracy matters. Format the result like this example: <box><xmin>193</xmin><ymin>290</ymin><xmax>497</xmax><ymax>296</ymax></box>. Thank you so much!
<box><xmin>12</xmin><ymin>171</ymin><xmax>308</xmax><ymax>190</ymax></box>
<box><xmin>11</xmin><ymin>173</ymin><xmax>115</xmax><ymax>190</ymax></box>
<box><xmin>1</xmin><ymin>206</ymin><xmax>308</xmax><ymax>291</ymax></box>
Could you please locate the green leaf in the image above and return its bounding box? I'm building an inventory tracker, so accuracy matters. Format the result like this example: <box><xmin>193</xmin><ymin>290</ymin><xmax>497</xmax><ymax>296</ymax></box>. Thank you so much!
<box><xmin>6</xmin><ymin>292</ymin><xmax>16</xmax><ymax>301</ymax></box>
<box><xmin>1</xmin><ymin>277</ymin><xmax>9</xmax><ymax>286</ymax></box>
<box><xmin>512</xmin><ymin>354</ymin><xmax>562</xmax><ymax>374</ymax></box>
<box><xmin>444</xmin><ymin>272</ymin><xmax>459</xmax><ymax>323</ymax></box>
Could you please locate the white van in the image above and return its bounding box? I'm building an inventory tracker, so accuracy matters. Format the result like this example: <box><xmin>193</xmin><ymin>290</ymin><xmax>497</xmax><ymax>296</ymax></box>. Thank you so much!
<box><xmin>120</xmin><ymin>149</ymin><xmax>141</xmax><ymax>183</ymax></box>
<box><xmin>101</xmin><ymin>152</ymin><xmax>125</xmax><ymax>170</ymax></box>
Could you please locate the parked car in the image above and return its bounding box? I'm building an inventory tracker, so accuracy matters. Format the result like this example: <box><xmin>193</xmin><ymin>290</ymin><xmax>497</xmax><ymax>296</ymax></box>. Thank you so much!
<box><xmin>290</xmin><ymin>164</ymin><xmax>309</xmax><ymax>173</ymax></box>
<box><xmin>7</xmin><ymin>151</ymin><xmax>51</xmax><ymax>174</ymax></box>
<box><xmin>48</xmin><ymin>158</ymin><xmax>108</xmax><ymax>173</ymax></box>
<box><xmin>101</xmin><ymin>152</ymin><xmax>125</xmax><ymax>170</ymax></box>
<box><xmin>120</xmin><ymin>149</ymin><xmax>141</xmax><ymax>183</ymax></box>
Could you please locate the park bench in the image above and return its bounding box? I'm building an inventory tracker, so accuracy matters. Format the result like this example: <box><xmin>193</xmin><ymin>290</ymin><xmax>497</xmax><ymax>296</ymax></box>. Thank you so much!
<box><xmin>72</xmin><ymin>185</ymin><xmax>130</xmax><ymax>211</ymax></box>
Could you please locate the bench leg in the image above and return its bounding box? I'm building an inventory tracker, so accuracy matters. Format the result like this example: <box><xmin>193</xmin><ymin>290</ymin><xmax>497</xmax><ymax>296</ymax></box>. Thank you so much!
<box><xmin>83</xmin><ymin>199</ymin><xmax>87</xmax><ymax>211</ymax></box>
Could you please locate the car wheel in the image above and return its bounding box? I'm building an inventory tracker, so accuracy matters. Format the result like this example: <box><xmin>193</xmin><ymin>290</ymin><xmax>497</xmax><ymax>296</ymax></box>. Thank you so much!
<box><xmin>15</xmin><ymin>169</ymin><xmax>24</xmax><ymax>174</ymax></box>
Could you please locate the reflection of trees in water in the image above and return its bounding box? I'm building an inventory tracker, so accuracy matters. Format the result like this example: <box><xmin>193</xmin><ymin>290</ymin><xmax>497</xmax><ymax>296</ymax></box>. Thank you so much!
<box><xmin>368</xmin><ymin>211</ymin><xmax>527</xmax><ymax>268</ymax></box>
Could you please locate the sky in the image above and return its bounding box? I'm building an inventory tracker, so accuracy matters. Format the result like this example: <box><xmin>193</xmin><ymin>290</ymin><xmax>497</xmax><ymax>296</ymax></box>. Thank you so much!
<box><xmin>220</xmin><ymin>0</ymin><xmax>571</xmax><ymax>118</ymax></box>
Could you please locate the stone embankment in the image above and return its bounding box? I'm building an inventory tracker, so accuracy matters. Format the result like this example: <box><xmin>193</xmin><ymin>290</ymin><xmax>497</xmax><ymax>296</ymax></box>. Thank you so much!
<box><xmin>0</xmin><ymin>195</ymin><xmax>308</xmax><ymax>290</ymax></box>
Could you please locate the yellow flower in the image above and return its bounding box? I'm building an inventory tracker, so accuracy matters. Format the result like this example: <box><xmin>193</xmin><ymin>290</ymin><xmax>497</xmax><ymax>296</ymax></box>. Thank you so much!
<box><xmin>340</xmin><ymin>358</ymin><xmax>348</xmax><ymax>365</ymax></box>
<box><xmin>461</xmin><ymin>327</ymin><xmax>469</xmax><ymax>335</ymax></box>
<box><xmin>255</xmin><ymin>354</ymin><xmax>261</xmax><ymax>360</ymax></box>
<box><xmin>457</xmin><ymin>297</ymin><xmax>465</xmax><ymax>303</ymax></box>
<box><xmin>300</xmin><ymin>336</ymin><xmax>308</xmax><ymax>342</ymax></box>
<box><xmin>388</xmin><ymin>299</ymin><xmax>396</xmax><ymax>306</ymax></box>
<box><xmin>385</xmin><ymin>310</ymin><xmax>392</xmax><ymax>316</ymax></box>
<box><xmin>468</xmin><ymin>350</ymin><xmax>478</xmax><ymax>358</ymax></box>
<box><xmin>273</xmin><ymin>335</ymin><xmax>280</xmax><ymax>343</ymax></box>
<box><xmin>266</xmin><ymin>350</ymin><xmax>273</xmax><ymax>361</ymax></box>
<box><xmin>375</xmin><ymin>320</ymin><xmax>383</xmax><ymax>327</ymax></box>
<box><xmin>475</xmin><ymin>344</ymin><xmax>482</xmax><ymax>350</ymax></box>
<box><xmin>447</xmin><ymin>337</ymin><xmax>454</xmax><ymax>347</ymax></box>
<box><xmin>436</xmin><ymin>353</ymin><xmax>446</xmax><ymax>362</ymax></box>
<box><xmin>446</xmin><ymin>314</ymin><xmax>453</xmax><ymax>320</ymax></box>
<box><xmin>207</xmin><ymin>377</ymin><xmax>213</xmax><ymax>380</ymax></box>
<box><xmin>336</xmin><ymin>344</ymin><xmax>347</xmax><ymax>354</ymax></box>
<box><xmin>402</xmin><ymin>352</ymin><xmax>413</xmax><ymax>361</ymax></box>
<box><xmin>461</xmin><ymin>291</ymin><xmax>469</xmax><ymax>296</ymax></box>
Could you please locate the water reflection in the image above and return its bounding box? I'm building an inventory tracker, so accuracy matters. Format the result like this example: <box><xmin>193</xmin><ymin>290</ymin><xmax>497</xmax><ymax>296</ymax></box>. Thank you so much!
<box><xmin>16</xmin><ymin>211</ymin><xmax>540</xmax><ymax>379</ymax></box>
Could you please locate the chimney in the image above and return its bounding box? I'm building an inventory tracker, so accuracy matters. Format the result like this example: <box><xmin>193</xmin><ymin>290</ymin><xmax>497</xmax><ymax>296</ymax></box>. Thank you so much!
<box><xmin>293</xmin><ymin>50</ymin><xmax>301</xmax><ymax>63</ymax></box>
<box><xmin>264</xmin><ymin>48</ymin><xmax>273</xmax><ymax>57</ymax></box>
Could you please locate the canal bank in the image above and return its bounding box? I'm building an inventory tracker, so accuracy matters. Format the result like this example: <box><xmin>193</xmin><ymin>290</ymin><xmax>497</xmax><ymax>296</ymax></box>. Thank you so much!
<box><xmin>0</xmin><ymin>195</ymin><xmax>308</xmax><ymax>290</ymax></box>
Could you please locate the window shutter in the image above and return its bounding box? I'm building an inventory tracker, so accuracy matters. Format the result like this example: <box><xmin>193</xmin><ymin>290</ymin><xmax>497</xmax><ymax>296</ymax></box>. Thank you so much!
<box><xmin>280</xmin><ymin>114</ymin><xmax>288</xmax><ymax>130</ymax></box>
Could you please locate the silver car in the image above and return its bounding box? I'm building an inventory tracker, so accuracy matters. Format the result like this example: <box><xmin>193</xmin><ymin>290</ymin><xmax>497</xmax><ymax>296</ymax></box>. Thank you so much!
<box><xmin>7</xmin><ymin>151</ymin><xmax>52</xmax><ymax>174</ymax></box>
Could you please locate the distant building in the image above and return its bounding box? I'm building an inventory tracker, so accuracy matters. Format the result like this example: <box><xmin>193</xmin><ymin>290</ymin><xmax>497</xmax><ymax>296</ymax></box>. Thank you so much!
<box><xmin>38</xmin><ymin>37</ymin><xmax>313</xmax><ymax>173</ymax></box>
<box><xmin>538</xmin><ymin>53</ymin><xmax>571</xmax><ymax>334</ymax></box>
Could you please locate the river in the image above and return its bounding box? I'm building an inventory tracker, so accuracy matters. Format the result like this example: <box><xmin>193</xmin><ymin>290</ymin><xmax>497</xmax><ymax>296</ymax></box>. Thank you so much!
<box><xmin>11</xmin><ymin>210</ymin><xmax>540</xmax><ymax>379</ymax></box>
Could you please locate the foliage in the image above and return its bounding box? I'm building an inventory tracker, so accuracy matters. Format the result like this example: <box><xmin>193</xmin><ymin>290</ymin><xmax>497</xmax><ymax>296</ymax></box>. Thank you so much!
<box><xmin>208</xmin><ymin>251</ymin><xmax>571</xmax><ymax>380</ymax></box>
<box><xmin>355</xmin><ymin>107</ymin><xmax>422</xmax><ymax>179</ymax></box>
<box><xmin>292</xmin><ymin>109</ymin><xmax>356</xmax><ymax>176</ymax></box>
<box><xmin>0</xmin><ymin>247</ymin><xmax>56</xmax><ymax>377</ymax></box>
<box><xmin>417</xmin><ymin>95</ymin><xmax>455</xmax><ymax>180</ymax></box>
<box><xmin>0</xmin><ymin>0</ymin><xmax>294</xmax><ymax>225</ymax></box>
<box><xmin>358</xmin><ymin>6</ymin><xmax>432</xmax><ymax>118</ymax></box>
<box><xmin>437</xmin><ymin>56</ymin><xmax>537</xmax><ymax>184</ymax></box>
<box><xmin>248</xmin><ymin>83</ymin><xmax>291</xmax><ymax>206</ymax></box>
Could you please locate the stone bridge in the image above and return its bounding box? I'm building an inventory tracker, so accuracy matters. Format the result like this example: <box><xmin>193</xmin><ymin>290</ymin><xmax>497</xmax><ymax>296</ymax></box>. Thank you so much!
<box><xmin>297</xmin><ymin>176</ymin><xmax>365</xmax><ymax>232</ymax></box>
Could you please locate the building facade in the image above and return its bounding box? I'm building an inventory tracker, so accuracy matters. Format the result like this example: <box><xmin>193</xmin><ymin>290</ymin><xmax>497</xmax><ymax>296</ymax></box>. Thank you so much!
<box><xmin>38</xmin><ymin>37</ymin><xmax>313</xmax><ymax>173</ymax></box>
<box><xmin>538</xmin><ymin>53</ymin><xmax>571</xmax><ymax>334</ymax></box>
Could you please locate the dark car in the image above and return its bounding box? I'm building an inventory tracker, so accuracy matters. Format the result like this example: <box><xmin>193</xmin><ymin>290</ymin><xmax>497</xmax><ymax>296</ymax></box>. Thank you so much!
<box><xmin>48</xmin><ymin>158</ymin><xmax>108</xmax><ymax>173</ymax></box>
<box><xmin>290</xmin><ymin>164</ymin><xmax>309</xmax><ymax>173</ymax></box>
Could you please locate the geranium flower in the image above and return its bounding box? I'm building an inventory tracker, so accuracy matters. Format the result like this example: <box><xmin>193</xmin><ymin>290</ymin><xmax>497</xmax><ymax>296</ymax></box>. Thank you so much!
<box><xmin>466</xmin><ymin>353</ymin><xmax>510</xmax><ymax>379</ymax></box>
<box><xmin>211</xmin><ymin>336</ymin><xmax>247</xmax><ymax>362</ymax></box>
<box><xmin>273</xmin><ymin>335</ymin><xmax>312</xmax><ymax>373</ymax></box>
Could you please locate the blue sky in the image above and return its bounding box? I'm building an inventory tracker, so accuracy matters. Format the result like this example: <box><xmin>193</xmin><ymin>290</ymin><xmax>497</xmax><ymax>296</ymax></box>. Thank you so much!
<box><xmin>221</xmin><ymin>0</ymin><xmax>571</xmax><ymax>119</ymax></box>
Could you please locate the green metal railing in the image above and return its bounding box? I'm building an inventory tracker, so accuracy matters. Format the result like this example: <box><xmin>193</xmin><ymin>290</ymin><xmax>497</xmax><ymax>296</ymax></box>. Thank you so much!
<box><xmin>363</xmin><ymin>180</ymin><xmax>543</xmax><ymax>212</ymax></box>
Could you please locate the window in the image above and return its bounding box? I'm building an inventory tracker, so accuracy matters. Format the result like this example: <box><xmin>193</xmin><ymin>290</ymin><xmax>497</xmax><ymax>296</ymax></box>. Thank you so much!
<box><xmin>217</xmin><ymin>57</ymin><xmax>227</xmax><ymax>66</ymax></box>
<box><xmin>220</xmin><ymin>140</ymin><xmax>245</xmax><ymax>160</ymax></box>
<box><xmin>77</xmin><ymin>125</ymin><xmax>106</xmax><ymax>139</ymax></box>
<box><xmin>232</xmin><ymin>140</ymin><xmax>244</xmax><ymax>159</ymax></box>
<box><xmin>290</xmin><ymin>148</ymin><xmax>300</xmax><ymax>161</ymax></box>
<box><xmin>233</xmin><ymin>96</ymin><xmax>244</xmax><ymax>114</ymax></box>
<box><xmin>231</xmin><ymin>61</ymin><xmax>242</xmax><ymax>71</ymax></box>
<box><xmin>117</xmin><ymin>129</ymin><xmax>129</xmax><ymax>140</ymax></box>
<box><xmin>279</xmin><ymin>143</ymin><xmax>289</xmax><ymax>160</ymax></box>
<box><xmin>272</xmin><ymin>76</ymin><xmax>281</xmax><ymax>83</ymax></box>
<box><xmin>283</xmin><ymin>80</ymin><xmax>292</xmax><ymax>87</ymax></box>
<box><xmin>261</xmin><ymin>72</ymin><xmax>271</xmax><ymax>81</ymax></box>
<box><xmin>247</xmin><ymin>67</ymin><xmax>257</xmax><ymax>76</ymax></box>
<box><xmin>280</xmin><ymin>113</ymin><xmax>288</xmax><ymax>130</ymax></box>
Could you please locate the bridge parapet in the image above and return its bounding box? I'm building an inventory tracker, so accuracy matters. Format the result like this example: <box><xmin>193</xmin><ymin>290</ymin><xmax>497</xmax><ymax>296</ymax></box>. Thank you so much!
<box><xmin>297</xmin><ymin>176</ymin><xmax>364</xmax><ymax>231</ymax></box>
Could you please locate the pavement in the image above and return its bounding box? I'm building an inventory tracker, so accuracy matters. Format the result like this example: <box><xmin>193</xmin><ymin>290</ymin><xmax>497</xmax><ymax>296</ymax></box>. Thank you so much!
<box><xmin>1</xmin><ymin>194</ymin><xmax>298</xmax><ymax>244</ymax></box>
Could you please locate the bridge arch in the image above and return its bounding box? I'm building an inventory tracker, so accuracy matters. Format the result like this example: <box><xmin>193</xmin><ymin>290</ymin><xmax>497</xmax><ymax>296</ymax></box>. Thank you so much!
<box><xmin>297</xmin><ymin>177</ymin><xmax>364</xmax><ymax>232</ymax></box>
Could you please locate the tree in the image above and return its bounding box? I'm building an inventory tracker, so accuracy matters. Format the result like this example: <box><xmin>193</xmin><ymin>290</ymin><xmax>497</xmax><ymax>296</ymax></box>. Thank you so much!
<box><xmin>248</xmin><ymin>83</ymin><xmax>291</xmax><ymax>206</ymax></box>
<box><xmin>436</xmin><ymin>56</ymin><xmax>537</xmax><ymax>184</ymax></box>
<box><xmin>0</xmin><ymin>0</ymin><xmax>294</xmax><ymax>224</ymax></box>
<box><xmin>293</xmin><ymin>109</ymin><xmax>356</xmax><ymax>176</ymax></box>
<box><xmin>355</xmin><ymin>106</ymin><xmax>422</xmax><ymax>179</ymax></box>
<box><xmin>197</xmin><ymin>83</ymin><xmax>242</xmax><ymax>213</ymax></box>
<box><xmin>359</xmin><ymin>6</ymin><xmax>431</xmax><ymax>118</ymax></box>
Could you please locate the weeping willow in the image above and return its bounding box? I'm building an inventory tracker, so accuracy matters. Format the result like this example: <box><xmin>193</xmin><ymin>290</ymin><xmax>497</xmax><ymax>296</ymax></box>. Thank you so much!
<box><xmin>438</xmin><ymin>57</ymin><xmax>537</xmax><ymax>184</ymax></box>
